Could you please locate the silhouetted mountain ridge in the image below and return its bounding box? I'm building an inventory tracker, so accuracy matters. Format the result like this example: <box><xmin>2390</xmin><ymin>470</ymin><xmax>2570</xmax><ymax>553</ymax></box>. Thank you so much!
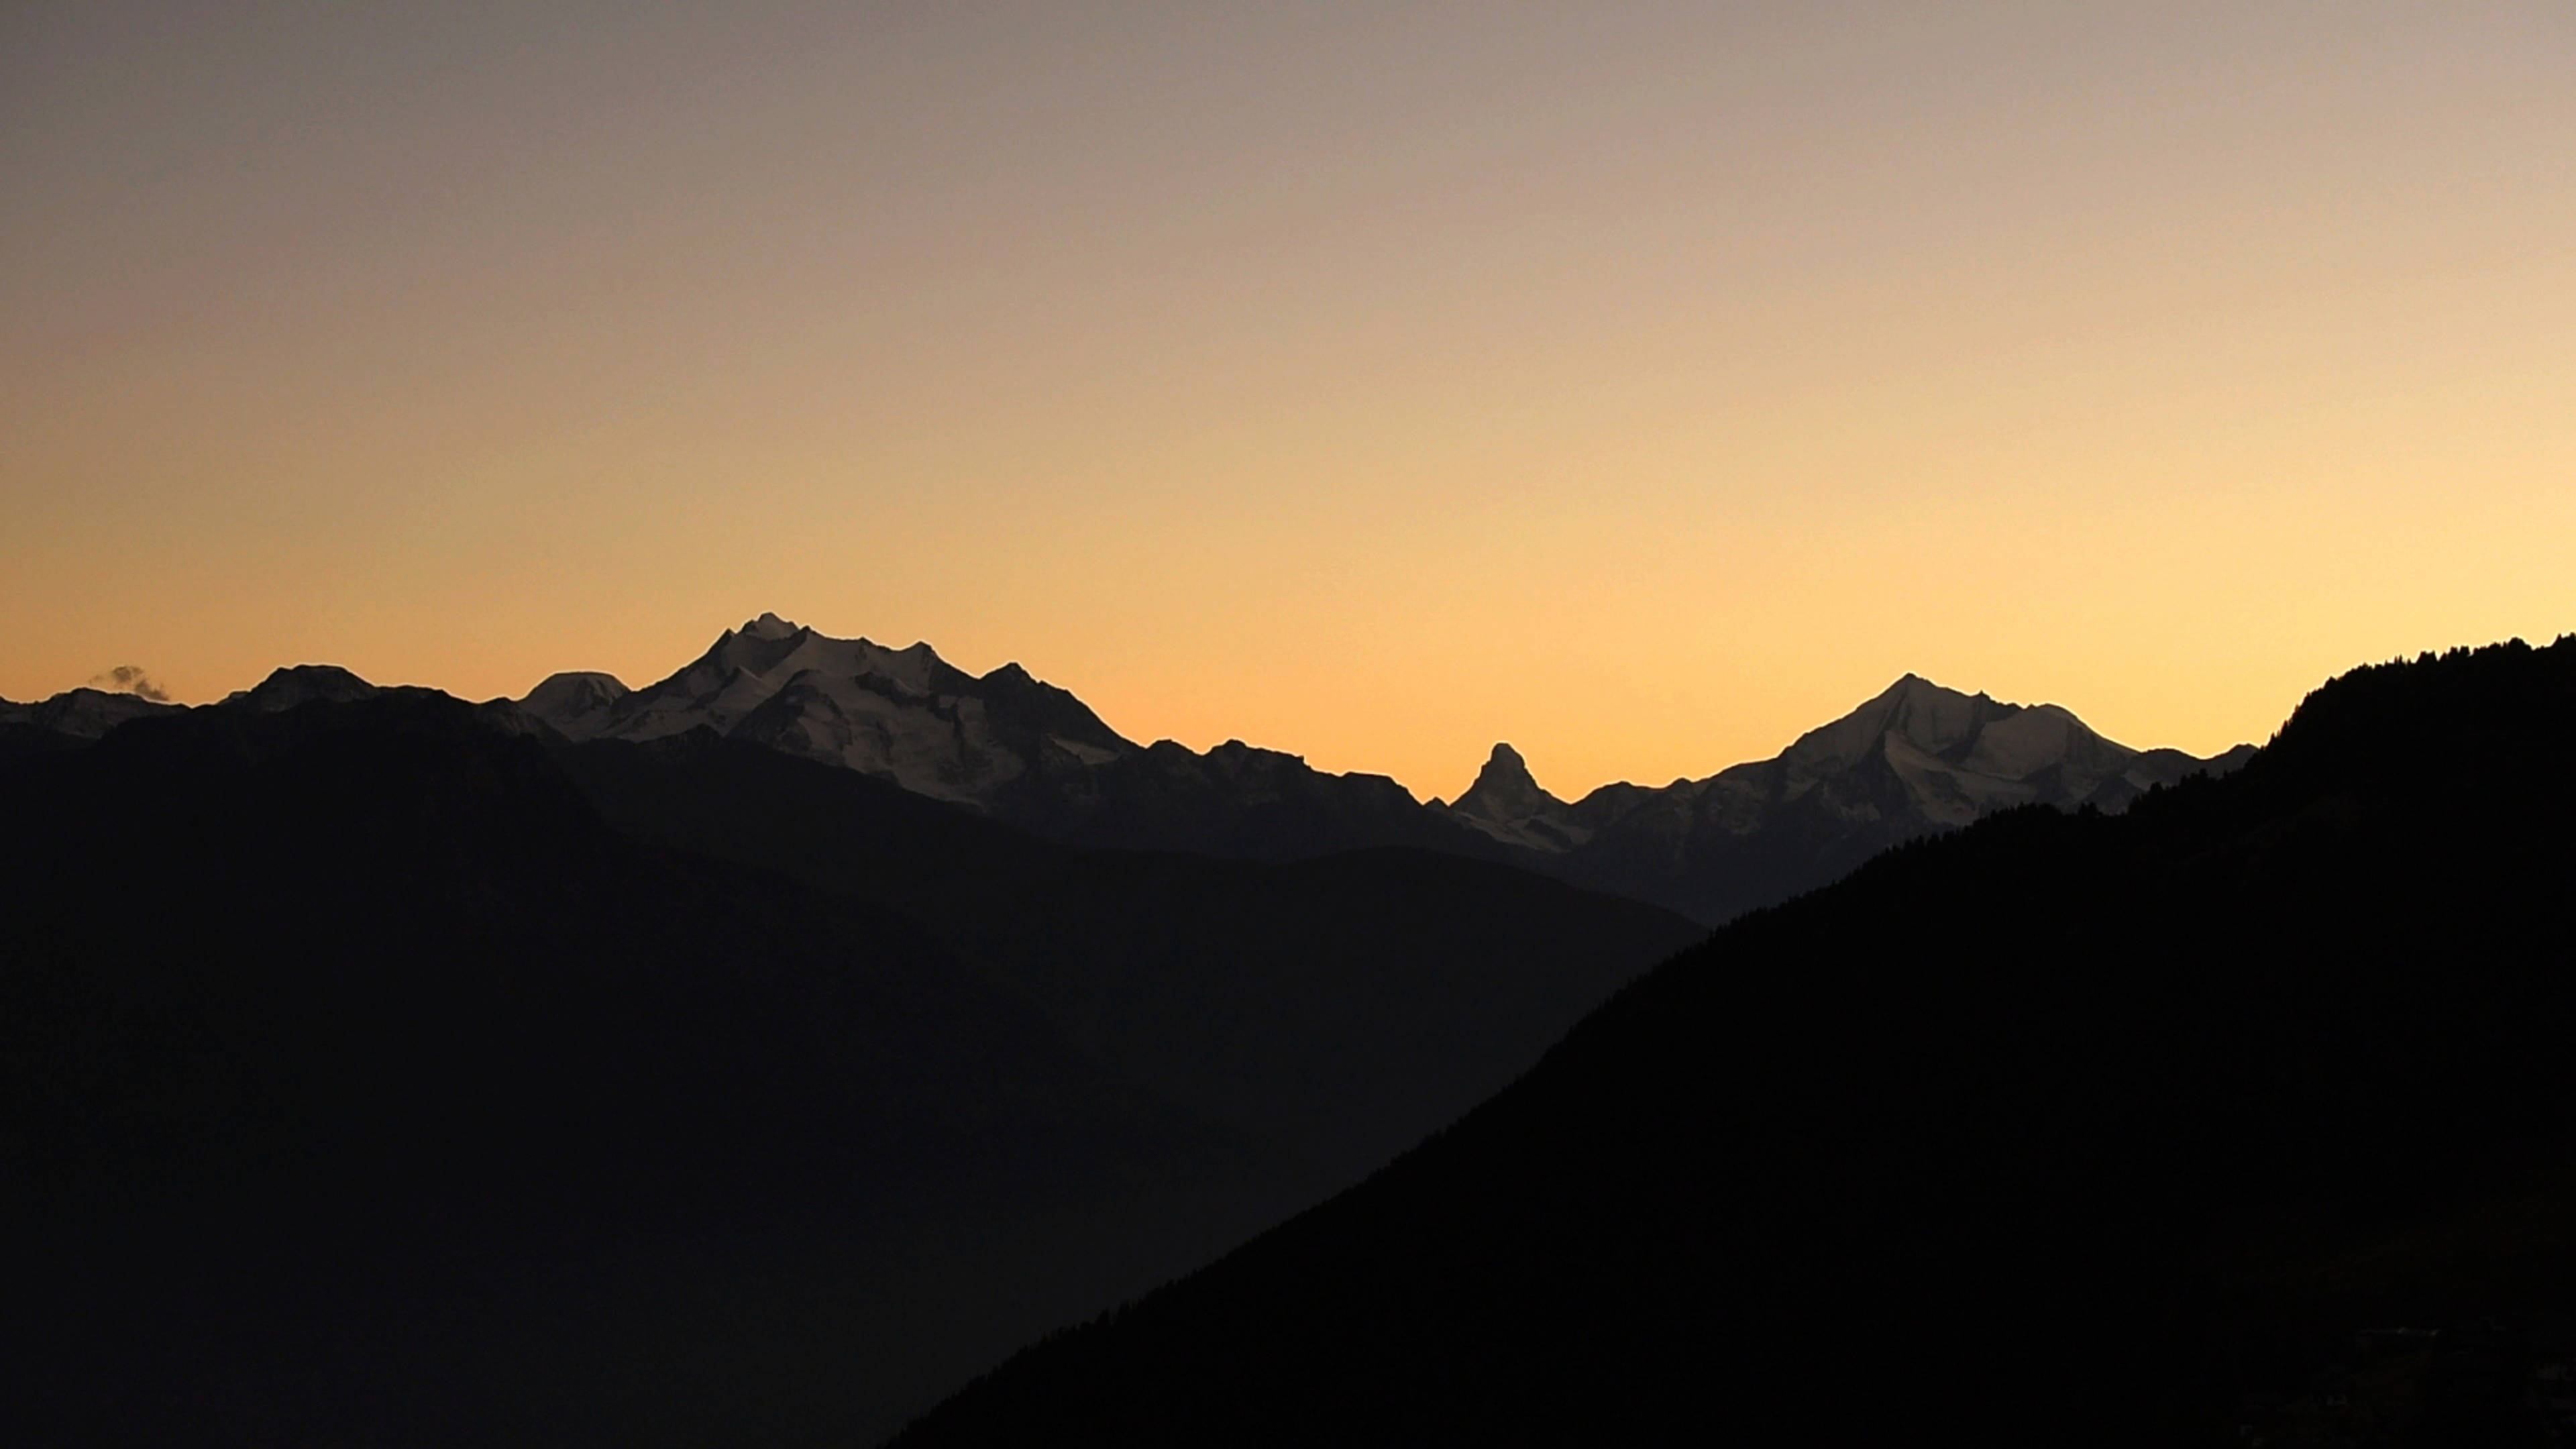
<box><xmin>8</xmin><ymin>624</ymin><xmax>2247</xmax><ymax>922</ymax></box>
<box><xmin>892</xmin><ymin>636</ymin><xmax>2576</xmax><ymax>1448</ymax></box>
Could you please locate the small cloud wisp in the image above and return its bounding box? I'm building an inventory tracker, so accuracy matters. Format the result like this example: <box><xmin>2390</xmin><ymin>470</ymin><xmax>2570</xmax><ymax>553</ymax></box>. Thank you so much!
<box><xmin>91</xmin><ymin>665</ymin><xmax>172</xmax><ymax>703</ymax></box>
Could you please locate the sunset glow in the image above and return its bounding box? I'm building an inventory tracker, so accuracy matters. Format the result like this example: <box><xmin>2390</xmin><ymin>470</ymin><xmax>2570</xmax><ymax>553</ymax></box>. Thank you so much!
<box><xmin>8</xmin><ymin>2</ymin><xmax>2572</xmax><ymax>799</ymax></box>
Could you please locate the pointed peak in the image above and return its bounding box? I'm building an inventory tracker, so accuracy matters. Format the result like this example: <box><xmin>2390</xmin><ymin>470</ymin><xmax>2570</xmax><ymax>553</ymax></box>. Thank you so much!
<box><xmin>1477</xmin><ymin>742</ymin><xmax>1538</xmax><ymax>787</ymax></box>
<box><xmin>1875</xmin><ymin>672</ymin><xmax>1952</xmax><ymax>700</ymax></box>
<box><xmin>1858</xmin><ymin>672</ymin><xmax>2010</xmax><ymax>717</ymax></box>
<box><xmin>741</xmin><ymin>612</ymin><xmax>802</xmax><ymax>641</ymax></box>
<box><xmin>1452</xmin><ymin>741</ymin><xmax>1565</xmax><ymax>822</ymax></box>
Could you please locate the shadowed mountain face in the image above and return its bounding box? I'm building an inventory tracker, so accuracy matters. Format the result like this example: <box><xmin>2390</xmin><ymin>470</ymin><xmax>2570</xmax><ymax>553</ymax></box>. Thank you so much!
<box><xmin>0</xmin><ymin>684</ymin><xmax>1697</xmax><ymax>1446</ymax></box>
<box><xmin>219</xmin><ymin>661</ymin><xmax>389</xmax><ymax>712</ymax></box>
<box><xmin>1438</xmin><ymin>672</ymin><xmax>2254</xmax><ymax>922</ymax></box>
<box><xmin>892</xmin><ymin>637</ymin><xmax>2576</xmax><ymax>1448</ymax></box>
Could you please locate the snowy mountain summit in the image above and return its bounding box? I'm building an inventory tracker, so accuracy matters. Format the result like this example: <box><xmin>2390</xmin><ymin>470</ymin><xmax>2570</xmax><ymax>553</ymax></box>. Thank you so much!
<box><xmin>519</xmin><ymin>614</ymin><xmax>1131</xmax><ymax>806</ymax></box>
<box><xmin>1436</xmin><ymin>673</ymin><xmax>2255</xmax><ymax>922</ymax></box>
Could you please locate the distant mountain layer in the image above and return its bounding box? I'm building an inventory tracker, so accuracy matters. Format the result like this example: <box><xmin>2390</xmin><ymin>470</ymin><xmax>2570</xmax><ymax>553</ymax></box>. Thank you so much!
<box><xmin>513</xmin><ymin>615</ymin><xmax>2251</xmax><ymax>921</ymax></box>
<box><xmin>1438</xmin><ymin>673</ymin><xmax>2257</xmax><ymax>922</ymax></box>
<box><xmin>5</xmin><ymin>622</ymin><xmax>2253</xmax><ymax>922</ymax></box>
<box><xmin>892</xmin><ymin>637</ymin><xmax>2576</xmax><ymax>1448</ymax></box>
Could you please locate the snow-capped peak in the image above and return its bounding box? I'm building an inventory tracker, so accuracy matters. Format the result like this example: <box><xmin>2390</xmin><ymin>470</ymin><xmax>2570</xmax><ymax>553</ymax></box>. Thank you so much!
<box><xmin>1440</xmin><ymin>742</ymin><xmax>1590</xmax><ymax>852</ymax></box>
<box><xmin>517</xmin><ymin>617</ymin><xmax>1136</xmax><ymax>806</ymax></box>
<box><xmin>520</xmin><ymin>671</ymin><xmax>632</xmax><ymax>738</ymax></box>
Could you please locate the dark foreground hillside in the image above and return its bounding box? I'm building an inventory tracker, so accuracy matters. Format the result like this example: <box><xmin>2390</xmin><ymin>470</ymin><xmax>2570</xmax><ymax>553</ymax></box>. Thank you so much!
<box><xmin>0</xmin><ymin>692</ymin><xmax>1694</xmax><ymax>1446</ymax></box>
<box><xmin>895</xmin><ymin>637</ymin><xmax>2576</xmax><ymax>1448</ymax></box>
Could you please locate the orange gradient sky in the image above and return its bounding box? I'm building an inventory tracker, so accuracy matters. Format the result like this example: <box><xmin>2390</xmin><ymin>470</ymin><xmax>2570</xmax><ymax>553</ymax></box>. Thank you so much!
<box><xmin>6</xmin><ymin>2</ymin><xmax>2573</xmax><ymax>801</ymax></box>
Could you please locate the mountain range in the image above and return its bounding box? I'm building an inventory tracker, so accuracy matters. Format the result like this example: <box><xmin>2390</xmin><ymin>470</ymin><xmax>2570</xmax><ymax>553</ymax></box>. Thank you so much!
<box><xmin>1438</xmin><ymin>672</ymin><xmax>2258</xmax><ymax>922</ymax></box>
<box><xmin>513</xmin><ymin>614</ymin><xmax>2254</xmax><ymax>921</ymax></box>
<box><xmin>7</xmin><ymin>615</ymin><xmax>2253</xmax><ymax>926</ymax></box>
<box><xmin>516</xmin><ymin>612</ymin><xmax>1490</xmax><ymax>867</ymax></box>
<box><xmin>3</xmin><ymin>620</ymin><xmax>2551</xmax><ymax>1447</ymax></box>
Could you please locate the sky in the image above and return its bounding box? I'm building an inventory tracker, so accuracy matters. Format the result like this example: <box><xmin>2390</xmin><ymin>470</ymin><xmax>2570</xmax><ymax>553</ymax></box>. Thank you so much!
<box><xmin>5</xmin><ymin>1</ymin><xmax>2572</xmax><ymax>801</ymax></box>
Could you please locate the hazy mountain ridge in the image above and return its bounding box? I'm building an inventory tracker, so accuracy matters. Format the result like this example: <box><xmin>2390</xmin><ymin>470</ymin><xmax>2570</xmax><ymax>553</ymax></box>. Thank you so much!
<box><xmin>1</xmin><ymin>680</ymin><xmax>1697</xmax><ymax>1446</ymax></box>
<box><xmin>557</xmin><ymin>733</ymin><xmax>1699</xmax><ymax>1187</ymax></box>
<box><xmin>0</xmin><ymin>688</ymin><xmax>1242</xmax><ymax>1446</ymax></box>
<box><xmin>1438</xmin><ymin>672</ymin><xmax>2255</xmax><ymax>922</ymax></box>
